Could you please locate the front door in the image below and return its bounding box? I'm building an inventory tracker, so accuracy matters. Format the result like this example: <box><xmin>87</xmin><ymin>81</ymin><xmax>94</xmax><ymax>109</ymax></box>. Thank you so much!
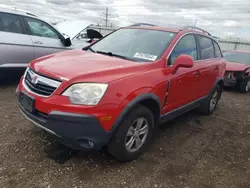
<box><xmin>162</xmin><ymin>34</ymin><xmax>200</xmax><ymax>113</ymax></box>
<box><xmin>24</xmin><ymin>17</ymin><xmax>70</xmax><ymax>59</ymax></box>
<box><xmin>0</xmin><ymin>12</ymin><xmax>34</xmax><ymax>67</ymax></box>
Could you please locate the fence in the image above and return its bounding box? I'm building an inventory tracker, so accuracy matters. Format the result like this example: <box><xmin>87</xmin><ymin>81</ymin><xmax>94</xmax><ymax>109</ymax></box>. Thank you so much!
<box><xmin>217</xmin><ymin>38</ymin><xmax>250</xmax><ymax>51</ymax></box>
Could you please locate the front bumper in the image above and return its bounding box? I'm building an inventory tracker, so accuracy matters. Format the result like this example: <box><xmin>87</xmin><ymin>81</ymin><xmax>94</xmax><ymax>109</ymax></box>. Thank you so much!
<box><xmin>223</xmin><ymin>77</ymin><xmax>236</xmax><ymax>87</ymax></box>
<box><xmin>19</xmin><ymin>101</ymin><xmax>111</xmax><ymax>151</ymax></box>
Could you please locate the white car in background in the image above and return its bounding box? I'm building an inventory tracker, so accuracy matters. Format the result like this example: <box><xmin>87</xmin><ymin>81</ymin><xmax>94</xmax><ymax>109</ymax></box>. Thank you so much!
<box><xmin>56</xmin><ymin>20</ymin><xmax>116</xmax><ymax>49</ymax></box>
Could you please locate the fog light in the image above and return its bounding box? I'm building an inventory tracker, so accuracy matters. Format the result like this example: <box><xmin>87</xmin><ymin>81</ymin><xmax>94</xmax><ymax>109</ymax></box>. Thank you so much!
<box><xmin>88</xmin><ymin>141</ymin><xmax>94</xmax><ymax>148</ymax></box>
<box><xmin>77</xmin><ymin>138</ymin><xmax>95</xmax><ymax>148</ymax></box>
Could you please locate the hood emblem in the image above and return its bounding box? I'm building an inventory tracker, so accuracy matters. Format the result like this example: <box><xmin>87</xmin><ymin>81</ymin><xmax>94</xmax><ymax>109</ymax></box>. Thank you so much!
<box><xmin>31</xmin><ymin>75</ymin><xmax>38</xmax><ymax>84</ymax></box>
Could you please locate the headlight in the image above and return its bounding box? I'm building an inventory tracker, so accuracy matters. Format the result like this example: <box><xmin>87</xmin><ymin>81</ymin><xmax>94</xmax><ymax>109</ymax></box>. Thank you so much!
<box><xmin>62</xmin><ymin>83</ymin><xmax>108</xmax><ymax>105</ymax></box>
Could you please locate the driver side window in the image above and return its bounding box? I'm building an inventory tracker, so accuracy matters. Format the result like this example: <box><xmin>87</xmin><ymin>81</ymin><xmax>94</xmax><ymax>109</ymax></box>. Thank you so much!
<box><xmin>25</xmin><ymin>17</ymin><xmax>59</xmax><ymax>39</ymax></box>
<box><xmin>168</xmin><ymin>34</ymin><xmax>197</xmax><ymax>65</ymax></box>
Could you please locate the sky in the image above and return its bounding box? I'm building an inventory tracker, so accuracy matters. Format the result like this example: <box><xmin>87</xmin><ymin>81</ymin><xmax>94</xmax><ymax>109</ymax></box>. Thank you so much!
<box><xmin>1</xmin><ymin>0</ymin><xmax>250</xmax><ymax>39</ymax></box>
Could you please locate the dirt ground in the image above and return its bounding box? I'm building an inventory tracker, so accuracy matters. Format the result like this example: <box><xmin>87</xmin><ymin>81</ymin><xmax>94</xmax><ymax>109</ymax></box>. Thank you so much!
<box><xmin>0</xmin><ymin>72</ymin><xmax>249</xmax><ymax>188</ymax></box>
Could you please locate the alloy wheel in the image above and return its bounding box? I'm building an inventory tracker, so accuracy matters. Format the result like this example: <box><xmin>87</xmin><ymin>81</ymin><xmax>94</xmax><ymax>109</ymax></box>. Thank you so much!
<box><xmin>210</xmin><ymin>90</ymin><xmax>218</xmax><ymax>111</ymax></box>
<box><xmin>125</xmin><ymin>117</ymin><xmax>149</xmax><ymax>152</ymax></box>
<box><xmin>245</xmin><ymin>80</ymin><xmax>250</xmax><ymax>92</ymax></box>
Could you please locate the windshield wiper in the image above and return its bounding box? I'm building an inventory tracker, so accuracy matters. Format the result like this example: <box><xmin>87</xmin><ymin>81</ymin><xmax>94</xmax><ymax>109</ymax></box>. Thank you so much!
<box><xmin>96</xmin><ymin>51</ymin><xmax>136</xmax><ymax>61</ymax></box>
<box><xmin>88</xmin><ymin>47</ymin><xmax>96</xmax><ymax>53</ymax></box>
<box><xmin>82</xmin><ymin>46</ymin><xmax>96</xmax><ymax>53</ymax></box>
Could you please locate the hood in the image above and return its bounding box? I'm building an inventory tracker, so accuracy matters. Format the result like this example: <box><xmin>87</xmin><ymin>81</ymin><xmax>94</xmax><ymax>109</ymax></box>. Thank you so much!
<box><xmin>56</xmin><ymin>20</ymin><xmax>92</xmax><ymax>39</ymax></box>
<box><xmin>226</xmin><ymin>61</ymin><xmax>250</xmax><ymax>71</ymax></box>
<box><xmin>71</xmin><ymin>39</ymin><xmax>90</xmax><ymax>49</ymax></box>
<box><xmin>30</xmin><ymin>50</ymin><xmax>152</xmax><ymax>83</ymax></box>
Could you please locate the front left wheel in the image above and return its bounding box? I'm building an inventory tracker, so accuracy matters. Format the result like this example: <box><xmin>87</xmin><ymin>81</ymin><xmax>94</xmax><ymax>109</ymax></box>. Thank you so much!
<box><xmin>108</xmin><ymin>105</ymin><xmax>154</xmax><ymax>162</ymax></box>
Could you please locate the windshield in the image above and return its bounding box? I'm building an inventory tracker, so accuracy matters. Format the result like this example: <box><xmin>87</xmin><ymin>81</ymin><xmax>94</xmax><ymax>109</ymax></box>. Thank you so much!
<box><xmin>223</xmin><ymin>51</ymin><xmax>250</xmax><ymax>65</ymax></box>
<box><xmin>91</xmin><ymin>28</ymin><xmax>176</xmax><ymax>62</ymax></box>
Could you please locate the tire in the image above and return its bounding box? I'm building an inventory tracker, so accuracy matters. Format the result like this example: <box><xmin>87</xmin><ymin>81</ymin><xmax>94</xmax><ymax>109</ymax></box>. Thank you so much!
<box><xmin>198</xmin><ymin>84</ymin><xmax>221</xmax><ymax>115</ymax></box>
<box><xmin>108</xmin><ymin>105</ymin><xmax>154</xmax><ymax>162</ymax></box>
<box><xmin>239</xmin><ymin>78</ymin><xmax>250</xmax><ymax>93</ymax></box>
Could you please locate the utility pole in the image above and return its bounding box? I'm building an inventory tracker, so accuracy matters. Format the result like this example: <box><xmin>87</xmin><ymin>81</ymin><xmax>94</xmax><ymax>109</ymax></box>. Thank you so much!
<box><xmin>194</xmin><ymin>19</ymin><xmax>198</xmax><ymax>27</ymax></box>
<box><xmin>103</xmin><ymin>7</ymin><xmax>110</xmax><ymax>27</ymax></box>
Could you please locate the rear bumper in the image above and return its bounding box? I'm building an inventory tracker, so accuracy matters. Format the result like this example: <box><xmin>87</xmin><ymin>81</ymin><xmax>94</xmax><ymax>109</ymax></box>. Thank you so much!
<box><xmin>19</xmin><ymin>103</ymin><xmax>112</xmax><ymax>151</ymax></box>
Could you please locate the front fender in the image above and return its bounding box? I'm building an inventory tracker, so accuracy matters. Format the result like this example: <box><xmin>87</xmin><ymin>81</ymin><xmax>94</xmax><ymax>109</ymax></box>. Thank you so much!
<box><xmin>212</xmin><ymin>77</ymin><xmax>224</xmax><ymax>99</ymax></box>
<box><xmin>110</xmin><ymin>88</ymin><xmax>161</xmax><ymax>135</ymax></box>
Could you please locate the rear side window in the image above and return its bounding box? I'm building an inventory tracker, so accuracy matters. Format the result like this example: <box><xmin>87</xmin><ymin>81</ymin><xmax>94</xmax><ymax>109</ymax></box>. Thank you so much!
<box><xmin>213</xmin><ymin>41</ymin><xmax>222</xmax><ymax>58</ymax></box>
<box><xmin>197</xmin><ymin>35</ymin><xmax>214</xmax><ymax>59</ymax></box>
<box><xmin>0</xmin><ymin>12</ymin><xmax>24</xmax><ymax>34</ymax></box>
<box><xmin>169</xmin><ymin>34</ymin><xmax>197</xmax><ymax>65</ymax></box>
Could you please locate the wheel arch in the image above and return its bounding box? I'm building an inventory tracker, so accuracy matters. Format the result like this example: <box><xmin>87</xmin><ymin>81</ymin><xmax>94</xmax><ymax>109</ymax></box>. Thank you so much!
<box><xmin>110</xmin><ymin>93</ymin><xmax>161</xmax><ymax>136</ymax></box>
<box><xmin>214</xmin><ymin>78</ymin><xmax>224</xmax><ymax>99</ymax></box>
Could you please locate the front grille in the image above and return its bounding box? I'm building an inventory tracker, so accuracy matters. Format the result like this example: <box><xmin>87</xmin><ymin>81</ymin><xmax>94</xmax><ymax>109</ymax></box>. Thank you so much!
<box><xmin>24</xmin><ymin>68</ymin><xmax>61</xmax><ymax>96</ymax></box>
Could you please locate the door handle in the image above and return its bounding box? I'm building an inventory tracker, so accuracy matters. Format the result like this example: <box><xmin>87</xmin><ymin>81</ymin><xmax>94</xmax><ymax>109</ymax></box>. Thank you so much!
<box><xmin>194</xmin><ymin>71</ymin><xmax>201</xmax><ymax>76</ymax></box>
<box><xmin>34</xmin><ymin>41</ymin><xmax>43</xmax><ymax>45</ymax></box>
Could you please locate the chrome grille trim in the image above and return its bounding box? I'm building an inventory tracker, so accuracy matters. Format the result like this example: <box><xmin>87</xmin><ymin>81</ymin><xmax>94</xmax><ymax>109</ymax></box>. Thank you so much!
<box><xmin>23</xmin><ymin>68</ymin><xmax>61</xmax><ymax>97</ymax></box>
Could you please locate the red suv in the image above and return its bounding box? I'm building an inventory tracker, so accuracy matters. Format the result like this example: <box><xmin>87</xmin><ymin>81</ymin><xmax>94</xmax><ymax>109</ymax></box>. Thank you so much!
<box><xmin>17</xmin><ymin>24</ymin><xmax>226</xmax><ymax>161</ymax></box>
<box><xmin>223</xmin><ymin>50</ymin><xmax>250</xmax><ymax>93</ymax></box>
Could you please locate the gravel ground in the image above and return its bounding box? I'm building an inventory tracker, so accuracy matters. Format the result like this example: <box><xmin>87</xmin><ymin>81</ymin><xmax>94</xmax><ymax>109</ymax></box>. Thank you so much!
<box><xmin>0</xmin><ymin>72</ymin><xmax>249</xmax><ymax>188</ymax></box>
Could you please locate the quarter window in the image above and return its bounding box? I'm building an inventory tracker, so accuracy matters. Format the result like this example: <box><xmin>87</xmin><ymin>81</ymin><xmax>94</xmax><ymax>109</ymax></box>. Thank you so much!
<box><xmin>0</xmin><ymin>12</ymin><xmax>24</xmax><ymax>34</ymax></box>
<box><xmin>213</xmin><ymin>41</ymin><xmax>222</xmax><ymax>58</ymax></box>
<box><xmin>169</xmin><ymin>35</ymin><xmax>197</xmax><ymax>65</ymax></box>
<box><xmin>25</xmin><ymin>17</ymin><xmax>59</xmax><ymax>39</ymax></box>
<box><xmin>197</xmin><ymin>35</ymin><xmax>214</xmax><ymax>59</ymax></box>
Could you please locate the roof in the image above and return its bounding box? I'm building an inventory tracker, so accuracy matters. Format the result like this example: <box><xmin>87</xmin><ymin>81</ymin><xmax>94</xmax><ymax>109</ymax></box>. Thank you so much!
<box><xmin>124</xmin><ymin>24</ymin><xmax>213</xmax><ymax>37</ymax></box>
<box><xmin>125</xmin><ymin>26</ymin><xmax>180</xmax><ymax>33</ymax></box>
<box><xmin>0</xmin><ymin>4</ymin><xmax>37</xmax><ymax>18</ymax></box>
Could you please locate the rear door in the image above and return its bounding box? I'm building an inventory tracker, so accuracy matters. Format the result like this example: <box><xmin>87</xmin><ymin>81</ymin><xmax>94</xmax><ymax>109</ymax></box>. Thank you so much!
<box><xmin>195</xmin><ymin>35</ymin><xmax>221</xmax><ymax>97</ymax></box>
<box><xmin>163</xmin><ymin>34</ymin><xmax>200</xmax><ymax>113</ymax></box>
<box><xmin>0</xmin><ymin>12</ymin><xmax>34</xmax><ymax>68</ymax></box>
<box><xmin>23</xmin><ymin>16</ymin><xmax>70</xmax><ymax>59</ymax></box>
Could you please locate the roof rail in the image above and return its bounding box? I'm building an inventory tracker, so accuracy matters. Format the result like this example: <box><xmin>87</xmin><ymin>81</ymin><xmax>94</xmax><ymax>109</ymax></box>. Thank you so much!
<box><xmin>0</xmin><ymin>5</ymin><xmax>37</xmax><ymax>17</ymax></box>
<box><xmin>26</xmin><ymin>12</ymin><xmax>37</xmax><ymax>17</ymax></box>
<box><xmin>128</xmin><ymin>23</ymin><xmax>157</xmax><ymax>27</ymax></box>
<box><xmin>181</xmin><ymin>26</ymin><xmax>211</xmax><ymax>36</ymax></box>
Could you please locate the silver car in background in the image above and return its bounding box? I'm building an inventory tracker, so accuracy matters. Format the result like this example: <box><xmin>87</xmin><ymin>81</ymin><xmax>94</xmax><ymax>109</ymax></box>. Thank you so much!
<box><xmin>0</xmin><ymin>5</ymin><xmax>72</xmax><ymax>71</ymax></box>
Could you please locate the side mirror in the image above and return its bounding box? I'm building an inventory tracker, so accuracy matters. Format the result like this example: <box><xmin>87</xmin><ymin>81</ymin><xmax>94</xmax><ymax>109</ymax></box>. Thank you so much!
<box><xmin>170</xmin><ymin>54</ymin><xmax>194</xmax><ymax>74</ymax></box>
<box><xmin>62</xmin><ymin>37</ymin><xmax>72</xmax><ymax>47</ymax></box>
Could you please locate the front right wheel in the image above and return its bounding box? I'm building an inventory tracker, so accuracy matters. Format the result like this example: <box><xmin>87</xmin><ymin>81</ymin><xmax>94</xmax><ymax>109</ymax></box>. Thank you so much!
<box><xmin>108</xmin><ymin>105</ymin><xmax>154</xmax><ymax>162</ymax></box>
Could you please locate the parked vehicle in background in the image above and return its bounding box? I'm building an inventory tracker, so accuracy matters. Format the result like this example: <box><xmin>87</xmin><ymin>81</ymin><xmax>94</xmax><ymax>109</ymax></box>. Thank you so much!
<box><xmin>17</xmin><ymin>24</ymin><xmax>226</xmax><ymax>161</ymax></box>
<box><xmin>0</xmin><ymin>6</ymin><xmax>101</xmax><ymax>75</ymax></box>
<box><xmin>223</xmin><ymin>50</ymin><xmax>250</xmax><ymax>93</ymax></box>
<box><xmin>0</xmin><ymin>5</ymin><xmax>72</xmax><ymax>72</ymax></box>
<box><xmin>56</xmin><ymin>20</ymin><xmax>115</xmax><ymax>40</ymax></box>
<box><xmin>56</xmin><ymin>20</ymin><xmax>115</xmax><ymax>48</ymax></box>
